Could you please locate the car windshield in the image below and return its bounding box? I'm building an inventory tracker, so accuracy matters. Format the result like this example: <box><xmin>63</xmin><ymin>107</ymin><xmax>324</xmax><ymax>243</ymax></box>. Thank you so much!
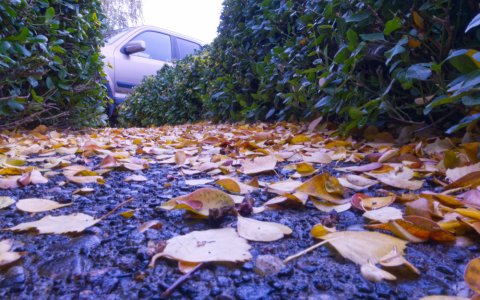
<box><xmin>105</xmin><ymin>28</ymin><xmax>134</xmax><ymax>44</ymax></box>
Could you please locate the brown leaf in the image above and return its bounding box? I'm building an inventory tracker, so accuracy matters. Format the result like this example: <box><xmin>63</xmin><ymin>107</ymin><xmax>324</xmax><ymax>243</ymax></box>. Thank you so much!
<box><xmin>465</xmin><ymin>257</ymin><xmax>480</xmax><ymax>294</ymax></box>
<box><xmin>295</xmin><ymin>173</ymin><xmax>344</xmax><ymax>203</ymax></box>
<box><xmin>160</xmin><ymin>188</ymin><xmax>235</xmax><ymax>217</ymax></box>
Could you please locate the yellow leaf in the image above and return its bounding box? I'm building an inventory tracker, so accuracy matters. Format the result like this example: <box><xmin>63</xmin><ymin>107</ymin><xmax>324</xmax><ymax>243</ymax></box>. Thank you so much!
<box><xmin>160</xmin><ymin>188</ymin><xmax>235</xmax><ymax>217</ymax></box>
<box><xmin>236</xmin><ymin>215</ymin><xmax>292</xmax><ymax>242</ymax></box>
<box><xmin>464</xmin><ymin>257</ymin><xmax>480</xmax><ymax>294</ymax></box>
<box><xmin>295</xmin><ymin>173</ymin><xmax>344</xmax><ymax>203</ymax></box>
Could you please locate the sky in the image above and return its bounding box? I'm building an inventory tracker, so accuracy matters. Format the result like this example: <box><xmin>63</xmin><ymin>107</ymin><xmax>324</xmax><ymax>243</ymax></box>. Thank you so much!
<box><xmin>142</xmin><ymin>0</ymin><xmax>224</xmax><ymax>44</ymax></box>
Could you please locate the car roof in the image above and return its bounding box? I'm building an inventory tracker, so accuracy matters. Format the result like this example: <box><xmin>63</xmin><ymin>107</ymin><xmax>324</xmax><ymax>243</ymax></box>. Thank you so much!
<box><xmin>107</xmin><ymin>25</ymin><xmax>206</xmax><ymax>46</ymax></box>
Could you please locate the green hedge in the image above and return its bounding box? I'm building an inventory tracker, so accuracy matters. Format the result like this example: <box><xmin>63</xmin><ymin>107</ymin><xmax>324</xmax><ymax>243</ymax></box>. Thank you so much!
<box><xmin>119</xmin><ymin>0</ymin><xmax>480</xmax><ymax>134</ymax></box>
<box><xmin>0</xmin><ymin>0</ymin><xmax>107</xmax><ymax>129</ymax></box>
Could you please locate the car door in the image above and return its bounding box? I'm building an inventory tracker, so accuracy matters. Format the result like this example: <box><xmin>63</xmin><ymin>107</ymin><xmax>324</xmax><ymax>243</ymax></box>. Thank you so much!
<box><xmin>114</xmin><ymin>30</ymin><xmax>173</xmax><ymax>94</ymax></box>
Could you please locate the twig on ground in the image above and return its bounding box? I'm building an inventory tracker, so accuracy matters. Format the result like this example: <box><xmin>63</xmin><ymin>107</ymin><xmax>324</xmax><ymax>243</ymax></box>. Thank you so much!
<box><xmin>161</xmin><ymin>262</ymin><xmax>205</xmax><ymax>298</ymax></box>
<box><xmin>283</xmin><ymin>239</ymin><xmax>336</xmax><ymax>264</ymax></box>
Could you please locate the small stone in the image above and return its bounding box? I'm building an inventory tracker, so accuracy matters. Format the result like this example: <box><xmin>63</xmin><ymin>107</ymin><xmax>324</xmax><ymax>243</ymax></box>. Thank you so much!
<box><xmin>235</xmin><ymin>284</ymin><xmax>271</xmax><ymax>300</ymax></box>
<box><xmin>436</xmin><ymin>265</ymin><xmax>455</xmax><ymax>275</ymax></box>
<box><xmin>255</xmin><ymin>255</ymin><xmax>285</xmax><ymax>276</ymax></box>
<box><xmin>0</xmin><ymin>266</ymin><xmax>25</xmax><ymax>287</ymax></box>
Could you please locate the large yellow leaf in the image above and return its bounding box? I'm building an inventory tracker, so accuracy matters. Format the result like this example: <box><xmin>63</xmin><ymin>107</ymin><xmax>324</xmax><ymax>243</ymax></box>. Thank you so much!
<box><xmin>160</xmin><ymin>188</ymin><xmax>235</xmax><ymax>217</ymax></box>
<box><xmin>321</xmin><ymin>231</ymin><xmax>408</xmax><ymax>266</ymax></box>
<box><xmin>149</xmin><ymin>228</ymin><xmax>251</xmax><ymax>266</ymax></box>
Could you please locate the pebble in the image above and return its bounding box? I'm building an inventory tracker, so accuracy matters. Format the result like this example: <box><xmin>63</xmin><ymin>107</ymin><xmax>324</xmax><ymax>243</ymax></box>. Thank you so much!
<box><xmin>255</xmin><ymin>255</ymin><xmax>285</xmax><ymax>276</ymax></box>
<box><xmin>235</xmin><ymin>284</ymin><xmax>271</xmax><ymax>300</ymax></box>
<box><xmin>38</xmin><ymin>254</ymin><xmax>91</xmax><ymax>279</ymax></box>
<box><xmin>436</xmin><ymin>265</ymin><xmax>455</xmax><ymax>275</ymax></box>
<box><xmin>0</xmin><ymin>266</ymin><xmax>25</xmax><ymax>287</ymax></box>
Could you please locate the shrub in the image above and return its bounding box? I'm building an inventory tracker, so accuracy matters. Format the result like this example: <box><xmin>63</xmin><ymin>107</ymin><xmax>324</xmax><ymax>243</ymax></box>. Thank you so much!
<box><xmin>119</xmin><ymin>0</ymin><xmax>480</xmax><ymax>134</ymax></box>
<box><xmin>0</xmin><ymin>0</ymin><xmax>107</xmax><ymax>129</ymax></box>
<box><xmin>118</xmin><ymin>48</ymin><xmax>211</xmax><ymax>127</ymax></box>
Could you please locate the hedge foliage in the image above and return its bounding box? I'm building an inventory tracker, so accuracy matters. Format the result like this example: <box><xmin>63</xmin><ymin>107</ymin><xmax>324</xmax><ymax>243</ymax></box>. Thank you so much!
<box><xmin>119</xmin><ymin>0</ymin><xmax>480</xmax><ymax>134</ymax></box>
<box><xmin>0</xmin><ymin>0</ymin><xmax>107</xmax><ymax>129</ymax></box>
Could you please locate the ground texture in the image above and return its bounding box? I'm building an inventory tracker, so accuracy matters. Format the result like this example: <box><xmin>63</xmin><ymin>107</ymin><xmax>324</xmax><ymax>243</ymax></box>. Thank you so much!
<box><xmin>0</xmin><ymin>122</ymin><xmax>479</xmax><ymax>299</ymax></box>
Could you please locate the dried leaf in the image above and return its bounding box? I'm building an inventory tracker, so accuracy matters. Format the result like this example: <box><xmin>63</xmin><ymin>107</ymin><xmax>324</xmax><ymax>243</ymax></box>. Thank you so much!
<box><xmin>216</xmin><ymin>177</ymin><xmax>257</xmax><ymax>194</ymax></box>
<box><xmin>335</xmin><ymin>162</ymin><xmax>383</xmax><ymax>173</ymax></box>
<box><xmin>322</xmin><ymin>231</ymin><xmax>408</xmax><ymax>266</ymax></box>
<box><xmin>338</xmin><ymin>174</ymin><xmax>378</xmax><ymax>191</ymax></box>
<box><xmin>237</xmin><ymin>215</ymin><xmax>292</xmax><ymax>242</ymax></box>
<box><xmin>379</xmin><ymin>246</ymin><xmax>420</xmax><ymax>275</ymax></box>
<box><xmin>302</xmin><ymin>152</ymin><xmax>332</xmax><ymax>164</ymax></box>
<box><xmin>295</xmin><ymin>173</ymin><xmax>344</xmax><ymax>203</ymax></box>
<box><xmin>0</xmin><ymin>196</ymin><xmax>15</xmax><ymax>209</ymax></box>
<box><xmin>0</xmin><ymin>239</ymin><xmax>23</xmax><ymax>266</ymax></box>
<box><xmin>363</xmin><ymin>207</ymin><xmax>403</xmax><ymax>223</ymax></box>
<box><xmin>241</xmin><ymin>155</ymin><xmax>277</xmax><ymax>175</ymax></box>
<box><xmin>185</xmin><ymin>179</ymin><xmax>214</xmax><ymax>186</ymax></box>
<box><xmin>137</xmin><ymin>220</ymin><xmax>162</xmax><ymax>233</ymax></box>
<box><xmin>7</xmin><ymin>213</ymin><xmax>99</xmax><ymax>234</ymax></box>
<box><xmin>160</xmin><ymin>188</ymin><xmax>235</xmax><ymax>217</ymax></box>
<box><xmin>446</xmin><ymin>162</ymin><xmax>480</xmax><ymax>182</ymax></box>
<box><xmin>149</xmin><ymin>228</ymin><xmax>251</xmax><ymax>265</ymax></box>
<box><xmin>464</xmin><ymin>257</ymin><xmax>480</xmax><ymax>294</ymax></box>
<box><xmin>361</xmin><ymin>261</ymin><xmax>397</xmax><ymax>282</ymax></box>
<box><xmin>124</xmin><ymin>174</ymin><xmax>148</xmax><ymax>182</ymax></box>
<box><xmin>16</xmin><ymin>198</ymin><xmax>72</xmax><ymax>213</ymax></box>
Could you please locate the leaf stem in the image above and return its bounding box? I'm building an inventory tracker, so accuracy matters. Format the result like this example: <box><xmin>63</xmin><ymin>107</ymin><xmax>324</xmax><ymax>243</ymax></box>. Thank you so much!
<box><xmin>283</xmin><ymin>238</ymin><xmax>337</xmax><ymax>264</ymax></box>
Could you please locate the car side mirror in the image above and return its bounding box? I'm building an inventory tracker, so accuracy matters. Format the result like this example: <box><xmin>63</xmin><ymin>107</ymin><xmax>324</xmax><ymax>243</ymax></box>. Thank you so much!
<box><xmin>123</xmin><ymin>40</ymin><xmax>146</xmax><ymax>55</ymax></box>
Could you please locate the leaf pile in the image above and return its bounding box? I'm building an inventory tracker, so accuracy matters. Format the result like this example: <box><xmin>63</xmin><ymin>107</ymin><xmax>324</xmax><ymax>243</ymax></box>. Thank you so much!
<box><xmin>0</xmin><ymin>122</ymin><xmax>479</xmax><ymax>295</ymax></box>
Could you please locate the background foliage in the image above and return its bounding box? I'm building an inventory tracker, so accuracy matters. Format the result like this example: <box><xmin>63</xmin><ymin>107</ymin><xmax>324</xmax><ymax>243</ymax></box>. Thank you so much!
<box><xmin>0</xmin><ymin>0</ymin><xmax>107</xmax><ymax>129</ymax></box>
<box><xmin>120</xmin><ymin>0</ymin><xmax>480</xmax><ymax>135</ymax></box>
<box><xmin>100</xmin><ymin>0</ymin><xmax>143</xmax><ymax>31</ymax></box>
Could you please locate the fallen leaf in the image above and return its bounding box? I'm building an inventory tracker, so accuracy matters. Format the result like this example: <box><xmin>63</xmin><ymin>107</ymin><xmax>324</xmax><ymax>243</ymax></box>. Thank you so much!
<box><xmin>241</xmin><ymin>155</ymin><xmax>277</xmax><ymax>175</ymax></box>
<box><xmin>175</xmin><ymin>150</ymin><xmax>187</xmax><ymax>165</ymax></box>
<box><xmin>335</xmin><ymin>162</ymin><xmax>383</xmax><ymax>173</ymax></box>
<box><xmin>463</xmin><ymin>189</ymin><xmax>480</xmax><ymax>209</ymax></box>
<box><xmin>379</xmin><ymin>246</ymin><xmax>420</xmax><ymax>275</ymax></box>
<box><xmin>185</xmin><ymin>179</ymin><xmax>214</xmax><ymax>186</ymax></box>
<box><xmin>178</xmin><ymin>261</ymin><xmax>202</xmax><ymax>274</ymax></box>
<box><xmin>0</xmin><ymin>196</ymin><xmax>15</xmax><ymax>209</ymax></box>
<box><xmin>72</xmin><ymin>188</ymin><xmax>95</xmax><ymax>195</ymax></box>
<box><xmin>137</xmin><ymin>220</ymin><xmax>162</xmax><ymax>233</ymax></box>
<box><xmin>445</xmin><ymin>171</ymin><xmax>480</xmax><ymax>189</ymax></box>
<box><xmin>310</xmin><ymin>223</ymin><xmax>336</xmax><ymax>238</ymax></box>
<box><xmin>338</xmin><ymin>174</ymin><xmax>378</xmax><ymax>191</ymax></box>
<box><xmin>361</xmin><ymin>261</ymin><xmax>397</xmax><ymax>282</ymax></box>
<box><xmin>0</xmin><ymin>176</ymin><xmax>22</xmax><ymax>190</ymax></box>
<box><xmin>149</xmin><ymin>228</ymin><xmax>251</xmax><ymax>266</ymax></box>
<box><xmin>236</xmin><ymin>215</ymin><xmax>292</xmax><ymax>242</ymax></box>
<box><xmin>124</xmin><ymin>174</ymin><xmax>148</xmax><ymax>182</ymax></box>
<box><xmin>464</xmin><ymin>257</ymin><xmax>480</xmax><ymax>294</ymax></box>
<box><xmin>0</xmin><ymin>239</ymin><xmax>23</xmax><ymax>266</ymax></box>
<box><xmin>16</xmin><ymin>198</ymin><xmax>72</xmax><ymax>213</ymax></box>
<box><xmin>366</xmin><ymin>171</ymin><xmax>424</xmax><ymax>191</ymax></box>
<box><xmin>321</xmin><ymin>231</ymin><xmax>408</xmax><ymax>266</ymax></box>
<box><xmin>446</xmin><ymin>162</ymin><xmax>480</xmax><ymax>182</ymax></box>
<box><xmin>302</xmin><ymin>152</ymin><xmax>332</xmax><ymax>164</ymax></box>
<box><xmin>160</xmin><ymin>188</ymin><xmax>235</xmax><ymax>217</ymax></box>
<box><xmin>295</xmin><ymin>173</ymin><xmax>344</xmax><ymax>203</ymax></box>
<box><xmin>7</xmin><ymin>213</ymin><xmax>99</xmax><ymax>234</ymax></box>
<box><xmin>363</xmin><ymin>207</ymin><xmax>403</xmax><ymax>223</ymax></box>
<box><xmin>310</xmin><ymin>199</ymin><xmax>351</xmax><ymax>213</ymax></box>
<box><xmin>216</xmin><ymin>177</ymin><xmax>257</xmax><ymax>194</ymax></box>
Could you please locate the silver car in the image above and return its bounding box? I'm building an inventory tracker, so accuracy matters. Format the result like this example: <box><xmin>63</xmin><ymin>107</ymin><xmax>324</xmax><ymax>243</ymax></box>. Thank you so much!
<box><xmin>101</xmin><ymin>25</ymin><xmax>204</xmax><ymax>116</ymax></box>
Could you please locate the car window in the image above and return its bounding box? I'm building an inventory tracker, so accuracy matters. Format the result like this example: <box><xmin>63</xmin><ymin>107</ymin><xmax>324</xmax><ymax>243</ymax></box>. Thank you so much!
<box><xmin>177</xmin><ymin>38</ymin><xmax>201</xmax><ymax>59</ymax></box>
<box><xmin>129</xmin><ymin>31</ymin><xmax>172</xmax><ymax>61</ymax></box>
